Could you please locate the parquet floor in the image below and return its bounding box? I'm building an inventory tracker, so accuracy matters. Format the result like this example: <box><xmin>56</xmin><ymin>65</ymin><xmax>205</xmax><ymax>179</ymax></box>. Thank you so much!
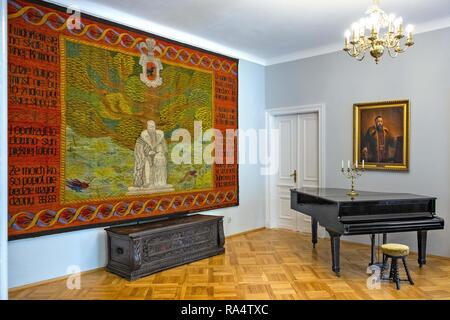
<box><xmin>9</xmin><ymin>228</ymin><xmax>450</xmax><ymax>300</ymax></box>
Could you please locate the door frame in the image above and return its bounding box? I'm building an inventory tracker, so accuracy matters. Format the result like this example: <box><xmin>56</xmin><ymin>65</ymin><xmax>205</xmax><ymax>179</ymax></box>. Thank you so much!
<box><xmin>264</xmin><ymin>104</ymin><xmax>326</xmax><ymax>229</ymax></box>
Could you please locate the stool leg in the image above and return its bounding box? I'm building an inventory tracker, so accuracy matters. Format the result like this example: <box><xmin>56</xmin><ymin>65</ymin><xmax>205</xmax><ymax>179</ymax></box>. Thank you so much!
<box><xmin>389</xmin><ymin>258</ymin><xmax>394</xmax><ymax>280</ymax></box>
<box><xmin>402</xmin><ymin>257</ymin><xmax>414</xmax><ymax>285</ymax></box>
<box><xmin>392</xmin><ymin>258</ymin><xmax>400</xmax><ymax>290</ymax></box>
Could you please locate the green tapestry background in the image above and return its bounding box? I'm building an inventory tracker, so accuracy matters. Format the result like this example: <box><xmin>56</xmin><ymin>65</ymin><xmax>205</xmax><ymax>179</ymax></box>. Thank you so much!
<box><xmin>64</xmin><ymin>39</ymin><xmax>213</xmax><ymax>202</ymax></box>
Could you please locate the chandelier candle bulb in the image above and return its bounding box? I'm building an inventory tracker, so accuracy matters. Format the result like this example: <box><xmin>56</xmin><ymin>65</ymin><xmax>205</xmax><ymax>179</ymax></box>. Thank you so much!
<box><xmin>371</xmin><ymin>23</ymin><xmax>376</xmax><ymax>35</ymax></box>
<box><xmin>395</xmin><ymin>17</ymin><xmax>404</xmax><ymax>35</ymax></box>
<box><xmin>344</xmin><ymin>30</ymin><xmax>350</xmax><ymax>47</ymax></box>
<box><xmin>388</xmin><ymin>13</ymin><xmax>396</xmax><ymax>32</ymax></box>
<box><xmin>351</xmin><ymin>23</ymin><xmax>359</xmax><ymax>42</ymax></box>
<box><xmin>359</xmin><ymin>18</ymin><xmax>366</xmax><ymax>36</ymax></box>
<box><xmin>406</xmin><ymin>24</ymin><xmax>414</xmax><ymax>42</ymax></box>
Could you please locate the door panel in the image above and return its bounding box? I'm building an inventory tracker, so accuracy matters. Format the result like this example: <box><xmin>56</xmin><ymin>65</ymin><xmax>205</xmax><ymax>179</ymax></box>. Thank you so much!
<box><xmin>278</xmin><ymin>117</ymin><xmax>297</xmax><ymax>185</ymax></box>
<box><xmin>296</xmin><ymin>113</ymin><xmax>319</xmax><ymax>232</ymax></box>
<box><xmin>299</xmin><ymin>113</ymin><xmax>319</xmax><ymax>187</ymax></box>
<box><xmin>273</xmin><ymin>115</ymin><xmax>298</xmax><ymax>230</ymax></box>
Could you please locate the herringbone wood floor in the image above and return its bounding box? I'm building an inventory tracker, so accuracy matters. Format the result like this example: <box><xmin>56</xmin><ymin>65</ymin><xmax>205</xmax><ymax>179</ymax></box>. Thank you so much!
<box><xmin>9</xmin><ymin>228</ymin><xmax>450</xmax><ymax>300</ymax></box>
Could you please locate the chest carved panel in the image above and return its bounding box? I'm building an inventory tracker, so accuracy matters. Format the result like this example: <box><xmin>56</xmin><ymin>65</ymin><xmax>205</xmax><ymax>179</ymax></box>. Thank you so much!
<box><xmin>106</xmin><ymin>214</ymin><xmax>225</xmax><ymax>281</ymax></box>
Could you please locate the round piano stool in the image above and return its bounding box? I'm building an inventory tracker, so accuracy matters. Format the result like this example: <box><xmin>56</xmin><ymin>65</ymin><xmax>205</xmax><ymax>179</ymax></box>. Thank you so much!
<box><xmin>380</xmin><ymin>243</ymin><xmax>414</xmax><ymax>290</ymax></box>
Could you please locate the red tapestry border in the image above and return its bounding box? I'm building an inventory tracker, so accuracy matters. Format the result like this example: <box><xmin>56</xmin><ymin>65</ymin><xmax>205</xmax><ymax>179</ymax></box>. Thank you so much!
<box><xmin>9</xmin><ymin>188</ymin><xmax>238</xmax><ymax>238</ymax></box>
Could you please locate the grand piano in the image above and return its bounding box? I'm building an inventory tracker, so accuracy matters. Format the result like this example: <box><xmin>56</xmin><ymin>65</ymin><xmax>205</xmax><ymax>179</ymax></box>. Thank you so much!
<box><xmin>291</xmin><ymin>188</ymin><xmax>445</xmax><ymax>276</ymax></box>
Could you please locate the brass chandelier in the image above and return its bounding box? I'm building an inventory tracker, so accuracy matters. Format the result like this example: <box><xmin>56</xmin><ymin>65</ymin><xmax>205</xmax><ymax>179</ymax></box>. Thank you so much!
<box><xmin>343</xmin><ymin>0</ymin><xmax>414</xmax><ymax>64</ymax></box>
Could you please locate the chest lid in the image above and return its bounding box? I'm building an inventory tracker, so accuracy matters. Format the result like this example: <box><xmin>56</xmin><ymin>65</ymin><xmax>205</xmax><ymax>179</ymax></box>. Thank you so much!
<box><xmin>105</xmin><ymin>214</ymin><xmax>223</xmax><ymax>238</ymax></box>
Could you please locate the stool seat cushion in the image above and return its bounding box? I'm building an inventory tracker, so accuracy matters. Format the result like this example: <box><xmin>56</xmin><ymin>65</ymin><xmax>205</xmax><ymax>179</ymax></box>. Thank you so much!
<box><xmin>381</xmin><ymin>243</ymin><xmax>410</xmax><ymax>257</ymax></box>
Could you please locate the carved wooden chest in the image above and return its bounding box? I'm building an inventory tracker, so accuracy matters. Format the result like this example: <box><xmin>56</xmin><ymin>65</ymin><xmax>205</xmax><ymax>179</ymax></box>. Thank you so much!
<box><xmin>105</xmin><ymin>214</ymin><xmax>225</xmax><ymax>280</ymax></box>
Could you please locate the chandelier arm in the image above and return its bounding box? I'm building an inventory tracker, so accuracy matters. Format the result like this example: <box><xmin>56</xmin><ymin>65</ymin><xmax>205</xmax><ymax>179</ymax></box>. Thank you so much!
<box><xmin>388</xmin><ymin>37</ymin><xmax>400</xmax><ymax>49</ymax></box>
<box><xmin>394</xmin><ymin>43</ymin><xmax>407</xmax><ymax>54</ymax></box>
<box><xmin>387</xmin><ymin>48</ymin><xmax>398</xmax><ymax>58</ymax></box>
<box><xmin>346</xmin><ymin>48</ymin><xmax>360</xmax><ymax>59</ymax></box>
<box><xmin>356</xmin><ymin>54</ymin><xmax>365</xmax><ymax>61</ymax></box>
<box><xmin>350</xmin><ymin>42</ymin><xmax>366</xmax><ymax>61</ymax></box>
<box><xmin>396</xmin><ymin>39</ymin><xmax>412</xmax><ymax>53</ymax></box>
<box><xmin>349</xmin><ymin>43</ymin><xmax>363</xmax><ymax>58</ymax></box>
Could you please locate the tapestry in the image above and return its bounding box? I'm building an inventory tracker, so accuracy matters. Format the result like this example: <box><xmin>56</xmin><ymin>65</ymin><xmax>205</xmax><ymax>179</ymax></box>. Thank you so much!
<box><xmin>7</xmin><ymin>0</ymin><xmax>239</xmax><ymax>239</ymax></box>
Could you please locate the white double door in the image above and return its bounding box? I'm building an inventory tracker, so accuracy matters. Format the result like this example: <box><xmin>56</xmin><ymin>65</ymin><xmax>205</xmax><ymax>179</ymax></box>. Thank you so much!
<box><xmin>269</xmin><ymin>112</ymin><xmax>319</xmax><ymax>232</ymax></box>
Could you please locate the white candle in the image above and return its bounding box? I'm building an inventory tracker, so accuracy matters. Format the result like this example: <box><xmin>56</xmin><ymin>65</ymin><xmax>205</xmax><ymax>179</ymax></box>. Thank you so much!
<box><xmin>359</xmin><ymin>18</ymin><xmax>366</xmax><ymax>37</ymax></box>
<box><xmin>406</xmin><ymin>24</ymin><xmax>414</xmax><ymax>41</ymax></box>
<box><xmin>341</xmin><ymin>160</ymin><xmax>344</xmax><ymax>169</ymax></box>
<box><xmin>395</xmin><ymin>17</ymin><xmax>403</xmax><ymax>34</ymax></box>
<box><xmin>347</xmin><ymin>160</ymin><xmax>350</xmax><ymax>169</ymax></box>
<box><xmin>344</xmin><ymin>30</ymin><xmax>350</xmax><ymax>48</ymax></box>
<box><xmin>355</xmin><ymin>161</ymin><xmax>358</xmax><ymax>168</ymax></box>
<box><xmin>362</xmin><ymin>160</ymin><xmax>365</xmax><ymax>169</ymax></box>
<box><xmin>351</xmin><ymin>23</ymin><xmax>359</xmax><ymax>41</ymax></box>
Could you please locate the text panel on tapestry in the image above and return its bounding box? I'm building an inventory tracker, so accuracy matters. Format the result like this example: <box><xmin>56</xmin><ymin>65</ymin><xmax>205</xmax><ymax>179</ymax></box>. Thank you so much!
<box><xmin>7</xmin><ymin>0</ymin><xmax>239</xmax><ymax>239</ymax></box>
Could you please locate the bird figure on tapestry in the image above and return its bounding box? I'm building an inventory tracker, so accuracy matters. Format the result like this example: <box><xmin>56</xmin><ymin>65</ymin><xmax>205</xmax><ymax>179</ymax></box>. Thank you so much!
<box><xmin>66</xmin><ymin>179</ymin><xmax>91</xmax><ymax>192</ymax></box>
<box><xmin>179</xmin><ymin>170</ymin><xmax>198</xmax><ymax>184</ymax></box>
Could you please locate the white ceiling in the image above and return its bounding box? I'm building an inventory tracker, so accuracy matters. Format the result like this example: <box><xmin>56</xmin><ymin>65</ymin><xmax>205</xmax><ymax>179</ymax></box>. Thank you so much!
<box><xmin>54</xmin><ymin>0</ymin><xmax>450</xmax><ymax>65</ymax></box>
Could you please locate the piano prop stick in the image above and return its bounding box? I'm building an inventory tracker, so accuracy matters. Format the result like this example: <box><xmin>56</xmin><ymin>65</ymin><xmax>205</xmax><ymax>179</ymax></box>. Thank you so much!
<box><xmin>290</xmin><ymin>188</ymin><xmax>445</xmax><ymax>277</ymax></box>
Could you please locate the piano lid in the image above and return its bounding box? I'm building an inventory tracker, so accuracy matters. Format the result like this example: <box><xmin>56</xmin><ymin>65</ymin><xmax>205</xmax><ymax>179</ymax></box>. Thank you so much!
<box><xmin>292</xmin><ymin>187</ymin><xmax>436</xmax><ymax>204</ymax></box>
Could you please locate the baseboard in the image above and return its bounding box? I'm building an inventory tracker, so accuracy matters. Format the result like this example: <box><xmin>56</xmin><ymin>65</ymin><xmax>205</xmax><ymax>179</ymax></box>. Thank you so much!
<box><xmin>226</xmin><ymin>227</ymin><xmax>266</xmax><ymax>239</ymax></box>
<box><xmin>8</xmin><ymin>267</ymin><xmax>104</xmax><ymax>293</ymax></box>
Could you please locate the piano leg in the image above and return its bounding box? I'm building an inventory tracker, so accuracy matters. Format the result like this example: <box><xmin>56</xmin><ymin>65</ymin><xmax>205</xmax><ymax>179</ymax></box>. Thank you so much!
<box><xmin>370</xmin><ymin>234</ymin><xmax>376</xmax><ymax>265</ymax></box>
<box><xmin>311</xmin><ymin>218</ymin><xmax>318</xmax><ymax>248</ymax></box>
<box><xmin>370</xmin><ymin>234</ymin><xmax>389</xmax><ymax>268</ymax></box>
<box><xmin>417</xmin><ymin>230</ymin><xmax>428</xmax><ymax>267</ymax></box>
<box><xmin>382</xmin><ymin>233</ymin><xmax>388</xmax><ymax>269</ymax></box>
<box><xmin>327</xmin><ymin>230</ymin><xmax>341</xmax><ymax>277</ymax></box>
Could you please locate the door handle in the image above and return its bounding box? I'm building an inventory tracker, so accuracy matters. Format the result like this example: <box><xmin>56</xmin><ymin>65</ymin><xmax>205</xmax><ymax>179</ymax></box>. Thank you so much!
<box><xmin>290</xmin><ymin>170</ymin><xmax>297</xmax><ymax>183</ymax></box>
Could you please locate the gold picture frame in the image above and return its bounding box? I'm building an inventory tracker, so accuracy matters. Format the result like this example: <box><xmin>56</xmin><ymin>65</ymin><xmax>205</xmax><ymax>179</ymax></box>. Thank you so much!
<box><xmin>353</xmin><ymin>100</ymin><xmax>410</xmax><ymax>171</ymax></box>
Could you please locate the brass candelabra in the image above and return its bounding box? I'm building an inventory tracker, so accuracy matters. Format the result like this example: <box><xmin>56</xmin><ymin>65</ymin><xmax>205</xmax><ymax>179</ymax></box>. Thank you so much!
<box><xmin>341</xmin><ymin>162</ymin><xmax>365</xmax><ymax>197</ymax></box>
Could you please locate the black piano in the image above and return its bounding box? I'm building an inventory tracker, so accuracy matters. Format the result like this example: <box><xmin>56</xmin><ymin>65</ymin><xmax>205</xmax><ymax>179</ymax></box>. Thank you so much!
<box><xmin>291</xmin><ymin>187</ymin><xmax>444</xmax><ymax>276</ymax></box>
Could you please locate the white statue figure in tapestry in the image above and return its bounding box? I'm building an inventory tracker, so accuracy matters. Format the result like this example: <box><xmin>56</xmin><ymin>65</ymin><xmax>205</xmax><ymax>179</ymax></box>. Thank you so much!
<box><xmin>127</xmin><ymin>120</ymin><xmax>174</xmax><ymax>195</ymax></box>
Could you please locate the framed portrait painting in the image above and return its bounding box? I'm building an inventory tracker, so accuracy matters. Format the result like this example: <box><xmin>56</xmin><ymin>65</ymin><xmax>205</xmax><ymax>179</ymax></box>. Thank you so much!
<box><xmin>353</xmin><ymin>100</ymin><xmax>410</xmax><ymax>171</ymax></box>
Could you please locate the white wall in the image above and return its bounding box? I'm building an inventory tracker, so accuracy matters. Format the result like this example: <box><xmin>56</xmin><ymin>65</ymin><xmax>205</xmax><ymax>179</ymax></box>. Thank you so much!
<box><xmin>8</xmin><ymin>59</ymin><xmax>266</xmax><ymax>289</ymax></box>
<box><xmin>266</xmin><ymin>27</ymin><xmax>450</xmax><ymax>258</ymax></box>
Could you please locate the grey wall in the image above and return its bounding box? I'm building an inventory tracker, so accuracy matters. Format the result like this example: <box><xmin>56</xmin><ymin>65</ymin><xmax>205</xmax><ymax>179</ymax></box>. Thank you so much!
<box><xmin>8</xmin><ymin>59</ymin><xmax>267</xmax><ymax>288</ymax></box>
<box><xmin>266</xmin><ymin>27</ymin><xmax>450</xmax><ymax>258</ymax></box>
